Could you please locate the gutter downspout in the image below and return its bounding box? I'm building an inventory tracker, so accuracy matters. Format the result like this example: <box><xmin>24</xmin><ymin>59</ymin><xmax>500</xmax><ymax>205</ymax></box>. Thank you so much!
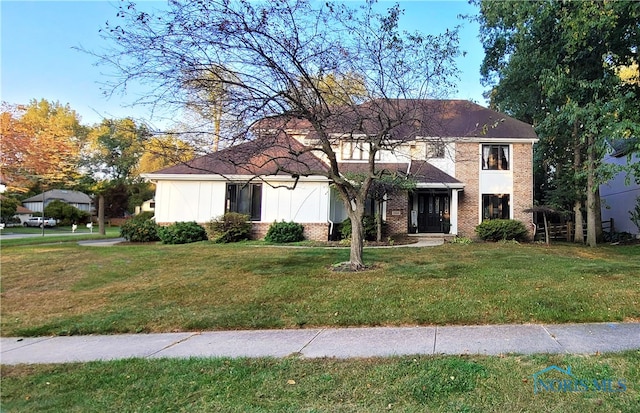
<box><xmin>327</xmin><ymin>186</ymin><xmax>334</xmax><ymax>241</ymax></box>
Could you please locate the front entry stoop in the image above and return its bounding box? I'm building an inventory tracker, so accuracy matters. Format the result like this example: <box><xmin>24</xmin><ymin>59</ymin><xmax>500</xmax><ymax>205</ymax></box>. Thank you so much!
<box><xmin>407</xmin><ymin>233</ymin><xmax>456</xmax><ymax>243</ymax></box>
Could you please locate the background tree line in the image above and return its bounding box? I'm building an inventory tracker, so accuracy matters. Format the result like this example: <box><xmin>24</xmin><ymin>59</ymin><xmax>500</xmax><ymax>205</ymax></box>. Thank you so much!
<box><xmin>0</xmin><ymin>98</ymin><xmax>194</xmax><ymax>232</ymax></box>
<box><xmin>474</xmin><ymin>0</ymin><xmax>640</xmax><ymax>246</ymax></box>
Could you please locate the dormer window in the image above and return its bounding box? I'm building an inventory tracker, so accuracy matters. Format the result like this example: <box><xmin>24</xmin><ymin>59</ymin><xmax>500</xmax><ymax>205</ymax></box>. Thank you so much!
<box><xmin>426</xmin><ymin>141</ymin><xmax>445</xmax><ymax>158</ymax></box>
<box><xmin>341</xmin><ymin>140</ymin><xmax>380</xmax><ymax>161</ymax></box>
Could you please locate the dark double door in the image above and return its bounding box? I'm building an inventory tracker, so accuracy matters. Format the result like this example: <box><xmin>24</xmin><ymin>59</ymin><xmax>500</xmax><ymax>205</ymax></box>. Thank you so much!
<box><xmin>417</xmin><ymin>193</ymin><xmax>449</xmax><ymax>233</ymax></box>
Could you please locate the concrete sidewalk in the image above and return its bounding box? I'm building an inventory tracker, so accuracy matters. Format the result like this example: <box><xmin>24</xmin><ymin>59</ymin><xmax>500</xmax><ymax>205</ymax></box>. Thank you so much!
<box><xmin>2</xmin><ymin>323</ymin><xmax>638</xmax><ymax>365</ymax></box>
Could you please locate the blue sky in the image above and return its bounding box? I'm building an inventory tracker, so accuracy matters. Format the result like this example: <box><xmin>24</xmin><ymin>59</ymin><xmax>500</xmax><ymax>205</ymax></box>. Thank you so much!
<box><xmin>1</xmin><ymin>0</ymin><xmax>487</xmax><ymax>128</ymax></box>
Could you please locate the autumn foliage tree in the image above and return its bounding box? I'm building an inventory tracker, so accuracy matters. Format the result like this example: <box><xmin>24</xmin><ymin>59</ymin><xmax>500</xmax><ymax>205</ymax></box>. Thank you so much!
<box><xmin>135</xmin><ymin>135</ymin><xmax>196</xmax><ymax>175</ymax></box>
<box><xmin>1</xmin><ymin>99</ymin><xmax>85</xmax><ymax>192</ymax></box>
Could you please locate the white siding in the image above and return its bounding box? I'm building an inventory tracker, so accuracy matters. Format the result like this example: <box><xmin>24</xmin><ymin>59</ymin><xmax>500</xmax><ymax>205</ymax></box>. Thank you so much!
<box><xmin>262</xmin><ymin>180</ymin><xmax>330</xmax><ymax>223</ymax></box>
<box><xmin>154</xmin><ymin>181</ymin><xmax>226</xmax><ymax>223</ymax></box>
<box><xmin>154</xmin><ymin>178</ymin><xmax>330</xmax><ymax>224</ymax></box>
<box><xmin>479</xmin><ymin>170</ymin><xmax>513</xmax><ymax>194</ymax></box>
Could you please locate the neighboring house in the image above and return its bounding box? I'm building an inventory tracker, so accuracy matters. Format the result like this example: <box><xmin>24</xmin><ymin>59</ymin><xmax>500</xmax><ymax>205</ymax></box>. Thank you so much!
<box><xmin>0</xmin><ymin>195</ymin><xmax>33</xmax><ymax>225</ymax></box>
<box><xmin>143</xmin><ymin>100</ymin><xmax>538</xmax><ymax>241</ymax></box>
<box><xmin>135</xmin><ymin>199</ymin><xmax>156</xmax><ymax>215</ymax></box>
<box><xmin>600</xmin><ymin>139</ymin><xmax>640</xmax><ymax>235</ymax></box>
<box><xmin>15</xmin><ymin>205</ymin><xmax>35</xmax><ymax>224</ymax></box>
<box><xmin>22</xmin><ymin>189</ymin><xmax>94</xmax><ymax>214</ymax></box>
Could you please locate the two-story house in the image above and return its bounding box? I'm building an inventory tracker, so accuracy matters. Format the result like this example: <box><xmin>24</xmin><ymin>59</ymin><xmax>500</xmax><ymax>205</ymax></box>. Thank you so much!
<box><xmin>143</xmin><ymin>100</ymin><xmax>538</xmax><ymax>240</ymax></box>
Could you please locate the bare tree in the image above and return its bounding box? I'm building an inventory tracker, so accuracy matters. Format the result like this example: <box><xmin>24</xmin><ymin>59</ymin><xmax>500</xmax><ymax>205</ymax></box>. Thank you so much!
<box><xmin>95</xmin><ymin>0</ymin><xmax>460</xmax><ymax>269</ymax></box>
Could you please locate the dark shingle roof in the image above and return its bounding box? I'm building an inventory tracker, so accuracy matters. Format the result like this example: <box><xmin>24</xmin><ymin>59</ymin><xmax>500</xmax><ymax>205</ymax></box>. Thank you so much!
<box><xmin>337</xmin><ymin>161</ymin><xmax>461</xmax><ymax>185</ymax></box>
<box><xmin>155</xmin><ymin>133</ymin><xmax>328</xmax><ymax>176</ymax></box>
<box><xmin>296</xmin><ymin>99</ymin><xmax>537</xmax><ymax>140</ymax></box>
<box><xmin>409</xmin><ymin>161</ymin><xmax>462</xmax><ymax>184</ymax></box>
<box><xmin>152</xmin><ymin>99</ymin><xmax>535</xmax><ymax>179</ymax></box>
<box><xmin>23</xmin><ymin>190</ymin><xmax>92</xmax><ymax>204</ymax></box>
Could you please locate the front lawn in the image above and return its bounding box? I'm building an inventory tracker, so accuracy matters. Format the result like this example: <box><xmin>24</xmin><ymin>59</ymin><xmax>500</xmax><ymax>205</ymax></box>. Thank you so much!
<box><xmin>1</xmin><ymin>242</ymin><xmax>638</xmax><ymax>336</ymax></box>
<box><xmin>0</xmin><ymin>226</ymin><xmax>121</xmax><ymax>247</ymax></box>
<box><xmin>2</xmin><ymin>352</ymin><xmax>638</xmax><ymax>412</ymax></box>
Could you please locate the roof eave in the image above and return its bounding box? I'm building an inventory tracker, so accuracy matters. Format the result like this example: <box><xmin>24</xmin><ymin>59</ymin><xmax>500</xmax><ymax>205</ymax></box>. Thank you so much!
<box><xmin>142</xmin><ymin>173</ymin><xmax>331</xmax><ymax>182</ymax></box>
<box><xmin>453</xmin><ymin>137</ymin><xmax>539</xmax><ymax>144</ymax></box>
<box><xmin>415</xmin><ymin>182</ymin><xmax>465</xmax><ymax>189</ymax></box>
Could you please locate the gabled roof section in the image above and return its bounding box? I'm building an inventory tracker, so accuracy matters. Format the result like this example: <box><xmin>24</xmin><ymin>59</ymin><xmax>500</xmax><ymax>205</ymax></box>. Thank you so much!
<box><xmin>357</xmin><ymin>99</ymin><xmax>537</xmax><ymax>140</ymax></box>
<box><xmin>337</xmin><ymin>162</ymin><xmax>409</xmax><ymax>177</ymax></box>
<box><xmin>402</xmin><ymin>99</ymin><xmax>537</xmax><ymax>139</ymax></box>
<box><xmin>23</xmin><ymin>190</ymin><xmax>92</xmax><ymax>204</ymax></box>
<box><xmin>338</xmin><ymin>161</ymin><xmax>462</xmax><ymax>186</ymax></box>
<box><xmin>409</xmin><ymin>161</ymin><xmax>463</xmax><ymax>185</ymax></box>
<box><xmin>16</xmin><ymin>205</ymin><xmax>33</xmax><ymax>214</ymax></box>
<box><xmin>257</xmin><ymin>99</ymin><xmax>537</xmax><ymax>141</ymax></box>
<box><xmin>152</xmin><ymin>133</ymin><xmax>328</xmax><ymax>176</ymax></box>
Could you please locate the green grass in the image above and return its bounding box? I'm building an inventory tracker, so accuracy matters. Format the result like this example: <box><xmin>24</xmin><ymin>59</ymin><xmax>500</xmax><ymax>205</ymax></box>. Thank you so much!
<box><xmin>1</xmin><ymin>241</ymin><xmax>638</xmax><ymax>336</ymax></box>
<box><xmin>0</xmin><ymin>226</ymin><xmax>121</xmax><ymax>247</ymax></box>
<box><xmin>2</xmin><ymin>351</ymin><xmax>639</xmax><ymax>412</ymax></box>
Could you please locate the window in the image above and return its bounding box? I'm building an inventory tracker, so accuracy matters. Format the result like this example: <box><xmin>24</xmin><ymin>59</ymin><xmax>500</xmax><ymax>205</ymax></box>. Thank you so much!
<box><xmin>482</xmin><ymin>194</ymin><xmax>510</xmax><ymax>220</ymax></box>
<box><xmin>226</xmin><ymin>183</ymin><xmax>262</xmax><ymax>221</ymax></box>
<box><xmin>341</xmin><ymin>140</ymin><xmax>380</xmax><ymax>161</ymax></box>
<box><xmin>426</xmin><ymin>141</ymin><xmax>445</xmax><ymax>158</ymax></box>
<box><xmin>482</xmin><ymin>145</ymin><xmax>509</xmax><ymax>170</ymax></box>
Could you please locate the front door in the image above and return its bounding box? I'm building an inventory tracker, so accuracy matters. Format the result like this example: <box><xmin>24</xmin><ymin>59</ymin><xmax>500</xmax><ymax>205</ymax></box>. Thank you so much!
<box><xmin>417</xmin><ymin>193</ymin><xmax>449</xmax><ymax>233</ymax></box>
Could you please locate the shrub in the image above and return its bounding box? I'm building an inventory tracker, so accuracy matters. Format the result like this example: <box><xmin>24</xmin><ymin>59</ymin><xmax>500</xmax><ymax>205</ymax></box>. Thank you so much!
<box><xmin>603</xmin><ymin>231</ymin><xmax>635</xmax><ymax>244</ymax></box>
<box><xmin>205</xmin><ymin>212</ymin><xmax>252</xmax><ymax>243</ymax></box>
<box><xmin>265</xmin><ymin>221</ymin><xmax>305</xmax><ymax>243</ymax></box>
<box><xmin>449</xmin><ymin>236</ymin><xmax>473</xmax><ymax>245</ymax></box>
<box><xmin>44</xmin><ymin>200</ymin><xmax>90</xmax><ymax>226</ymax></box>
<box><xmin>135</xmin><ymin>211</ymin><xmax>155</xmax><ymax>221</ymax></box>
<box><xmin>158</xmin><ymin>221</ymin><xmax>208</xmax><ymax>244</ymax></box>
<box><xmin>120</xmin><ymin>217</ymin><xmax>160</xmax><ymax>242</ymax></box>
<box><xmin>629</xmin><ymin>196</ymin><xmax>640</xmax><ymax>233</ymax></box>
<box><xmin>340</xmin><ymin>215</ymin><xmax>378</xmax><ymax>241</ymax></box>
<box><xmin>475</xmin><ymin>219</ymin><xmax>529</xmax><ymax>242</ymax></box>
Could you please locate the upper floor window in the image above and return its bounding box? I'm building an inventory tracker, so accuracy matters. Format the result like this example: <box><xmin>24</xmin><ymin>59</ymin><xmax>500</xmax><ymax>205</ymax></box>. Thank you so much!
<box><xmin>341</xmin><ymin>140</ymin><xmax>380</xmax><ymax>161</ymax></box>
<box><xmin>482</xmin><ymin>144</ymin><xmax>509</xmax><ymax>170</ymax></box>
<box><xmin>426</xmin><ymin>141</ymin><xmax>445</xmax><ymax>158</ymax></box>
<box><xmin>226</xmin><ymin>183</ymin><xmax>262</xmax><ymax>221</ymax></box>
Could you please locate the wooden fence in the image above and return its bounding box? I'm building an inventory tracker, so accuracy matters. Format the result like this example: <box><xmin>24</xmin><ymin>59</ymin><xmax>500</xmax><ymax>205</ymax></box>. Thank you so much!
<box><xmin>535</xmin><ymin>219</ymin><xmax>614</xmax><ymax>242</ymax></box>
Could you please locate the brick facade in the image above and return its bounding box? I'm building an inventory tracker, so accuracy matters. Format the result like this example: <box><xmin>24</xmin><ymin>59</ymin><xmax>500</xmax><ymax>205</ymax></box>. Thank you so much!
<box><xmin>251</xmin><ymin>222</ymin><xmax>330</xmax><ymax>242</ymax></box>
<box><xmin>453</xmin><ymin>142</ymin><xmax>535</xmax><ymax>238</ymax></box>
<box><xmin>385</xmin><ymin>191</ymin><xmax>409</xmax><ymax>236</ymax></box>
<box><xmin>160</xmin><ymin>221</ymin><xmax>329</xmax><ymax>242</ymax></box>
<box><xmin>455</xmin><ymin>143</ymin><xmax>481</xmax><ymax>237</ymax></box>
<box><xmin>511</xmin><ymin>143</ymin><xmax>535</xmax><ymax>230</ymax></box>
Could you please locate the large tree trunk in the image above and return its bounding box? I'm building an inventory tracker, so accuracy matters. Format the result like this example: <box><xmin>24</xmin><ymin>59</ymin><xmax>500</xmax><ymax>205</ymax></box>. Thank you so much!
<box><xmin>574</xmin><ymin>202</ymin><xmax>584</xmax><ymax>244</ymax></box>
<box><xmin>349</xmin><ymin>215</ymin><xmax>365</xmax><ymax>270</ymax></box>
<box><xmin>98</xmin><ymin>194</ymin><xmax>106</xmax><ymax>236</ymax></box>
<box><xmin>342</xmin><ymin>195</ymin><xmax>366</xmax><ymax>271</ymax></box>
<box><xmin>543</xmin><ymin>212</ymin><xmax>550</xmax><ymax>245</ymax></box>
<box><xmin>595</xmin><ymin>187</ymin><xmax>603</xmax><ymax>242</ymax></box>
<box><xmin>586</xmin><ymin>134</ymin><xmax>597</xmax><ymax>247</ymax></box>
<box><xmin>573</xmin><ymin>122</ymin><xmax>584</xmax><ymax>244</ymax></box>
<box><xmin>376</xmin><ymin>199</ymin><xmax>383</xmax><ymax>242</ymax></box>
